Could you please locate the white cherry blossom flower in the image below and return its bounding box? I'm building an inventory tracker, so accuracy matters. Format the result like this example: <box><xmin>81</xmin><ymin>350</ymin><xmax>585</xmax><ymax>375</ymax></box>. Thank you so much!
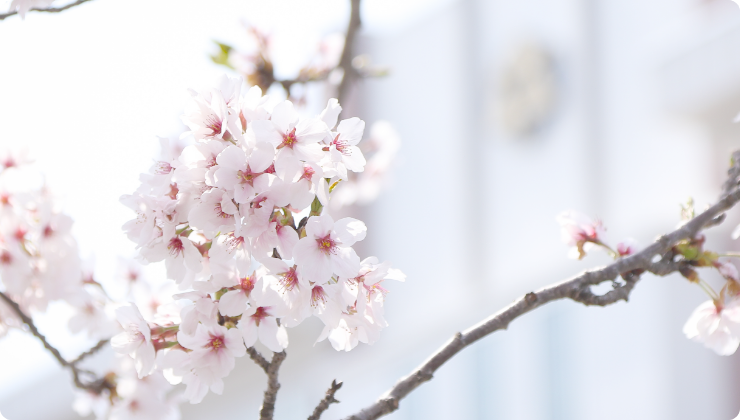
<box><xmin>212</xmin><ymin>143</ymin><xmax>275</xmax><ymax>203</ymax></box>
<box><xmin>251</xmin><ymin>100</ymin><xmax>328</xmax><ymax>163</ymax></box>
<box><xmin>616</xmin><ymin>238</ymin><xmax>639</xmax><ymax>257</ymax></box>
<box><xmin>140</xmin><ymin>233</ymin><xmax>203</xmax><ymax>283</ymax></box>
<box><xmin>717</xmin><ymin>260</ymin><xmax>740</xmax><ymax>283</ymax></box>
<box><xmin>556</xmin><ymin>211</ymin><xmax>607</xmax><ymax>259</ymax></box>
<box><xmin>111</xmin><ymin>304</ymin><xmax>156</xmax><ymax>378</ymax></box>
<box><xmin>187</xmin><ymin>188</ymin><xmax>236</xmax><ymax>239</ymax></box>
<box><xmin>322</xmin><ymin>117</ymin><xmax>366</xmax><ymax>181</ymax></box>
<box><xmin>293</xmin><ymin>214</ymin><xmax>366</xmax><ymax>282</ymax></box>
<box><xmin>177</xmin><ymin>324</ymin><xmax>246</xmax><ymax>375</ymax></box>
<box><xmin>218</xmin><ymin>270</ymin><xmax>265</xmax><ymax>317</ymax></box>
<box><xmin>237</xmin><ymin>294</ymin><xmax>289</xmax><ymax>352</ymax></box>
<box><xmin>683</xmin><ymin>299</ymin><xmax>740</xmax><ymax>356</ymax></box>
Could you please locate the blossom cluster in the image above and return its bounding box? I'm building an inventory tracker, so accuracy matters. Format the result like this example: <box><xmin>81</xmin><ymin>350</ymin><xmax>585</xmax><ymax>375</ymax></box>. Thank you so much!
<box><xmin>118</xmin><ymin>75</ymin><xmax>404</xmax><ymax>404</ymax></box>
<box><xmin>0</xmin><ymin>152</ymin><xmax>102</xmax><ymax>335</ymax></box>
<box><xmin>0</xmin><ymin>154</ymin><xmax>185</xmax><ymax>418</ymax></box>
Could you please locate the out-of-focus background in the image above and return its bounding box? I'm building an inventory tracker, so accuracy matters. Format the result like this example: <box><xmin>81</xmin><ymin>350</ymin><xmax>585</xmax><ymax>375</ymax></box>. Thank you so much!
<box><xmin>2</xmin><ymin>0</ymin><xmax>740</xmax><ymax>418</ymax></box>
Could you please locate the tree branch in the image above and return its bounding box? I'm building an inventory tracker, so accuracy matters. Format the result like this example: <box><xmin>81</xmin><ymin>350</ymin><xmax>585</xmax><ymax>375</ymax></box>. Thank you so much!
<box><xmin>307</xmin><ymin>379</ymin><xmax>343</xmax><ymax>420</ymax></box>
<box><xmin>343</xmin><ymin>152</ymin><xmax>740</xmax><ymax>420</ymax></box>
<box><xmin>259</xmin><ymin>350</ymin><xmax>287</xmax><ymax>420</ymax></box>
<box><xmin>0</xmin><ymin>0</ymin><xmax>95</xmax><ymax>21</ymax></box>
<box><xmin>247</xmin><ymin>346</ymin><xmax>270</xmax><ymax>372</ymax></box>
<box><xmin>335</xmin><ymin>0</ymin><xmax>362</xmax><ymax>105</ymax></box>
<box><xmin>0</xmin><ymin>291</ymin><xmax>112</xmax><ymax>394</ymax></box>
<box><xmin>70</xmin><ymin>338</ymin><xmax>109</xmax><ymax>365</ymax></box>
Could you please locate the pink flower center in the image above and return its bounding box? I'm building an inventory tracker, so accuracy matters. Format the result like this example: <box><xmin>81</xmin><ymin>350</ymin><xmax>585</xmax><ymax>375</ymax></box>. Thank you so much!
<box><xmin>154</xmin><ymin>161</ymin><xmax>172</xmax><ymax>175</ymax></box>
<box><xmin>239</xmin><ymin>275</ymin><xmax>256</xmax><ymax>295</ymax></box>
<box><xmin>208</xmin><ymin>334</ymin><xmax>225</xmax><ymax>351</ymax></box>
<box><xmin>225</xmin><ymin>234</ymin><xmax>245</xmax><ymax>253</ymax></box>
<box><xmin>13</xmin><ymin>228</ymin><xmax>25</xmax><ymax>241</ymax></box>
<box><xmin>331</xmin><ymin>134</ymin><xmax>351</xmax><ymax>156</ymax></box>
<box><xmin>251</xmin><ymin>306</ymin><xmax>271</xmax><ymax>326</ymax></box>
<box><xmin>300</xmin><ymin>164</ymin><xmax>315</xmax><ymax>182</ymax></box>
<box><xmin>43</xmin><ymin>225</ymin><xmax>54</xmax><ymax>238</ymax></box>
<box><xmin>167</xmin><ymin>237</ymin><xmax>185</xmax><ymax>257</ymax></box>
<box><xmin>364</xmin><ymin>282</ymin><xmax>389</xmax><ymax>298</ymax></box>
<box><xmin>311</xmin><ymin>286</ymin><xmax>327</xmax><ymax>307</ymax></box>
<box><xmin>206</xmin><ymin>155</ymin><xmax>218</xmax><ymax>168</ymax></box>
<box><xmin>214</xmin><ymin>203</ymin><xmax>231</xmax><ymax>219</ymax></box>
<box><xmin>0</xmin><ymin>251</ymin><xmax>11</xmax><ymax>265</ymax></box>
<box><xmin>316</xmin><ymin>234</ymin><xmax>337</xmax><ymax>255</ymax></box>
<box><xmin>237</xmin><ymin>166</ymin><xmax>256</xmax><ymax>185</ymax></box>
<box><xmin>206</xmin><ymin>115</ymin><xmax>223</xmax><ymax>137</ymax></box>
<box><xmin>279</xmin><ymin>128</ymin><xmax>298</xmax><ymax>149</ymax></box>
<box><xmin>166</xmin><ymin>184</ymin><xmax>179</xmax><ymax>200</ymax></box>
<box><xmin>279</xmin><ymin>267</ymin><xmax>299</xmax><ymax>292</ymax></box>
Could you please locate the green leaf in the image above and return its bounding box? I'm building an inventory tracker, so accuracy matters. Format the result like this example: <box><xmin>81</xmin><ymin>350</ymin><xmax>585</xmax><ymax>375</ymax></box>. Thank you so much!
<box><xmin>210</xmin><ymin>41</ymin><xmax>235</xmax><ymax>70</ymax></box>
<box><xmin>309</xmin><ymin>196</ymin><xmax>323</xmax><ymax>216</ymax></box>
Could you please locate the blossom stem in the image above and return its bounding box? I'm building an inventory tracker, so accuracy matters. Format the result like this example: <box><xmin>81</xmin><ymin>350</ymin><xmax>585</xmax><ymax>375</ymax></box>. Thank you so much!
<box><xmin>697</xmin><ymin>278</ymin><xmax>720</xmax><ymax>302</ymax></box>
<box><xmin>596</xmin><ymin>241</ymin><xmax>618</xmax><ymax>259</ymax></box>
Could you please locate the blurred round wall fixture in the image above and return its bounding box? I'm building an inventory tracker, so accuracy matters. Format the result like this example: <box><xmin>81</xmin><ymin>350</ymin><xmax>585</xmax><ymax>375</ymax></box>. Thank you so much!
<box><xmin>497</xmin><ymin>42</ymin><xmax>558</xmax><ymax>138</ymax></box>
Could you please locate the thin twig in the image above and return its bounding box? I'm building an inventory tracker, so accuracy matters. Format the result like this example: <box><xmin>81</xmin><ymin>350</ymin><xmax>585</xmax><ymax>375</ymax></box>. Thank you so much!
<box><xmin>259</xmin><ymin>350</ymin><xmax>287</xmax><ymax>420</ymax></box>
<box><xmin>0</xmin><ymin>291</ymin><xmax>111</xmax><ymax>393</ymax></box>
<box><xmin>343</xmin><ymin>151</ymin><xmax>740</xmax><ymax>420</ymax></box>
<box><xmin>335</xmin><ymin>0</ymin><xmax>362</xmax><ymax>105</ymax></box>
<box><xmin>0</xmin><ymin>0</ymin><xmax>95</xmax><ymax>21</ymax></box>
<box><xmin>247</xmin><ymin>346</ymin><xmax>270</xmax><ymax>372</ymax></box>
<box><xmin>70</xmin><ymin>339</ymin><xmax>109</xmax><ymax>365</ymax></box>
<box><xmin>307</xmin><ymin>379</ymin><xmax>343</xmax><ymax>420</ymax></box>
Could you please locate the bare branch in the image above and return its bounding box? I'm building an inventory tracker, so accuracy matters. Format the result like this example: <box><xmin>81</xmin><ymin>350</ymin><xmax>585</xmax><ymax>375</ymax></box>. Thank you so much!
<box><xmin>0</xmin><ymin>291</ymin><xmax>112</xmax><ymax>394</ymax></box>
<box><xmin>0</xmin><ymin>0</ymin><xmax>95</xmax><ymax>21</ymax></box>
<box><xmin>307</xmin><ymin>379</ymin><xmax>343</xmax><ymax>420</ymax></box>
<box><xmin>70</xmin><ymin>338</ymin><xmax>109</xmax><ymax>365</ymax></box>
<box><xmin>259</xmin><ymin>350</ymin><xmax>287</xmax><ymax>420</ymax></box>
<box><xmin>343</xmin><ymin>152</ymin><xmax>740</xmax><ymax>420</ymax></box>
<box><xmin>247</xmin><ymin>346</ymin><xmax>270</xmax><ymax>373</ymax></box>
<box><xmin>336</xmin><ymin>0</ymin><xmax>362</xmax><ymax>105</ymax></box>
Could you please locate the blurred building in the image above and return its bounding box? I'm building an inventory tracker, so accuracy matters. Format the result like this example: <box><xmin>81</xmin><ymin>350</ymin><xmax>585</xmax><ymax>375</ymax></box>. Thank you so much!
<box><xmin>350</xmin><ymin>0</ymin><xmax>740</xmax><ymax>419</ymax></box>
<box><xmin>3</xmin><ymin>0</ymin><xmax>740</xmax><ymax>419</ymax></box>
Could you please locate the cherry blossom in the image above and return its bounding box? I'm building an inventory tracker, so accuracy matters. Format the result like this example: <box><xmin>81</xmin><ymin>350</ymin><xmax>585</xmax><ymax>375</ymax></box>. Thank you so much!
<box><xmin>252</xmin><ymin>100</ymin><xmax>327</xmax><ymax>163</ymax></box>
<box><xmin>556</xmin><ymin>210</ymin><xmax>607</xmax><ymax>259</ymax></box>
<box><xmin>293</xmin><ymin>214</ymin><xmax>366</xmax><ymax>282</ymax></box>
<box><xmin>616</xmin><ymin>238</ymin><xmax>639</xmax><ymax>257</ymax></box>
<box><xmin>212</xmin><ymin>143</ymin><xmax>275</xmax><ymax>203</ymax></box>
<box><xmin>321</xmin><ymin>117</ymin><xmax>367</xmax><ymax>181</ymax></box>
<box><xmin>683</xmin><ymin>299</ymin><xmax>740</xmax><ymax>355</ymax></box>
<box><xmin>111</xmin><ymin>304</ymin><xmax>156</xmax><ymax>378</ymax></box>
<box><xmin>218</xmin><ymin>269</ymin><xmax>264</xmax><ymax>317</ymax></box>
<box><xmin>238</xmin><ymin>303</ymin><xmax>289</xmax><ymax>352</ymax></box>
